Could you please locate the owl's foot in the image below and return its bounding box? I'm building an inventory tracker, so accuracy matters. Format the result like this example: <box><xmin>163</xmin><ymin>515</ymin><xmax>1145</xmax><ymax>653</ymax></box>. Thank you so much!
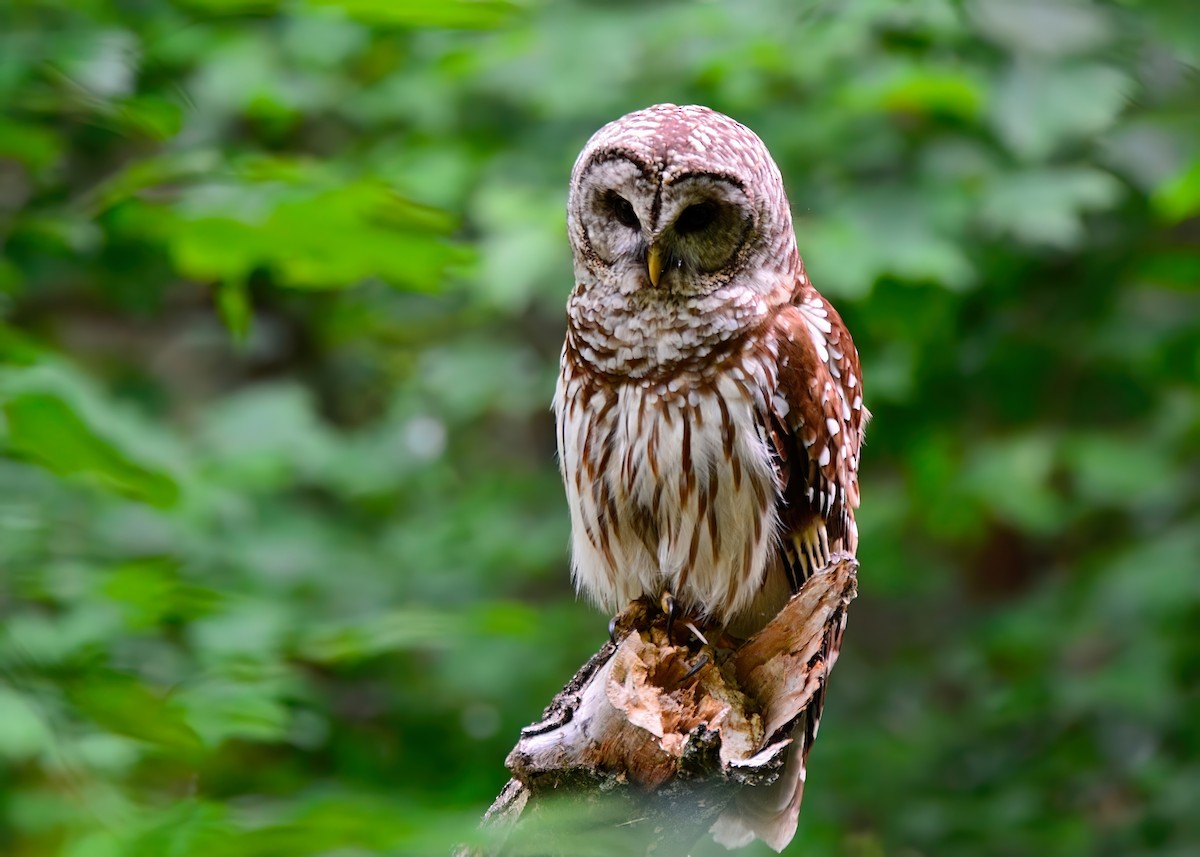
<box><xmin>607</xmin><ymin>597</ymin><xmax>656</xmax><ymax>644</ymax></box>
<box><xmin>606</xmin><ymin>593</ymin><xmax>708</xmax><ymax>650</ymax></box>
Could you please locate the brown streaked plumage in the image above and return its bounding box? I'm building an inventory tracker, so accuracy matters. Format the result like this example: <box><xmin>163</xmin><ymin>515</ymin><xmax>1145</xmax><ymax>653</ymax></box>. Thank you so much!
<box><xmin>554</xmin><ymin>104</ymin><xmax>867</xmax><ymax>851</ymax></box>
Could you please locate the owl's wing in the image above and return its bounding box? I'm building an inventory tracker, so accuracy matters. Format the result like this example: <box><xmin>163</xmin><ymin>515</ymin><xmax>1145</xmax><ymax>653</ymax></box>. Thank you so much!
<box><xmin>711</xmin><ymin>281</ymin><xmax>867</xmax><ymax>853</ymax></box>
<box><xmin>768</xmin><ymin>284</ymin><xmax>867</xmax><ymax>590</ymax></box>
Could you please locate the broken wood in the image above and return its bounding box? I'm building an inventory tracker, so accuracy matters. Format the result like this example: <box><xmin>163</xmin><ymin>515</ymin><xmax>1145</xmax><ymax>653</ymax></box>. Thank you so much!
<box><xmin>455</xmin><ymin>555</ymin><xmax>858</xmax><ymax>857</ymax></box>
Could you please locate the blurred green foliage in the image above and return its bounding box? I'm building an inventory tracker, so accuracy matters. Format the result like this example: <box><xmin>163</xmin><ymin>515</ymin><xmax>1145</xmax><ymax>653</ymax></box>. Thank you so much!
<box><xmin>1</xmin><ymin>0</ymin><xmax>1198</xmax><ymax>855</ymax></box>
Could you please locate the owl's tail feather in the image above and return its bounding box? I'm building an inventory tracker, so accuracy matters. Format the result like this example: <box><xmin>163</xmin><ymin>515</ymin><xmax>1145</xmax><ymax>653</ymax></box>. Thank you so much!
<box><xmin>709</xmin><ymin>703</ymin><xmax>817</xmax><ymax>852</ymax></box>
<box><xmin>710</xmin><ymin>546</ymin><xmax>849</xmax><ymax>851</ymax></box>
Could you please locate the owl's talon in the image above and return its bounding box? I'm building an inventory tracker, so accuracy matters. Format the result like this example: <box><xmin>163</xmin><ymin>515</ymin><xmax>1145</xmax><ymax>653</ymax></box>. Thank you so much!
<box><xmin>682</xmin><ymin>651</ymin><xmax>710</xmax><ymax>682</ymax></box>
<box><xmin>608</xmin><ymin>615</ymin><xmax>619</xmax><ymax>644</ymax></box>
<box><xmin>684</xmin><ymin>621</ymin><xmax>709</xmax><ymax>646</ymax></box>
<box><xmin>660</xmin><ymin>590</ymin><xmax>679</xmax><ymax>641</ymax></box>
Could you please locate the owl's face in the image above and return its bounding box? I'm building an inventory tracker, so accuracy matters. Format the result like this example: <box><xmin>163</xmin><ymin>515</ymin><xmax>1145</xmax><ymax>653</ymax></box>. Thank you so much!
<box><xmin>567</xmin><ymin>105</ymin><xmax>798</xmax><ymax>302</ymax></box>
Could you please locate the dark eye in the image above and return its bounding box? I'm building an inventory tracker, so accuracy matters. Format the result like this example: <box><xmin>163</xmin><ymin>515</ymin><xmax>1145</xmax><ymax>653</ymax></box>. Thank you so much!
<box><xmin>605</xmin><ymin>192</ymin><xmax>640</xmax><ymax>229</ymax></box>
<box><xmin>674</xmin><ymin>202</ymin><xmax>719</xmax><ymax>235</ymax></box>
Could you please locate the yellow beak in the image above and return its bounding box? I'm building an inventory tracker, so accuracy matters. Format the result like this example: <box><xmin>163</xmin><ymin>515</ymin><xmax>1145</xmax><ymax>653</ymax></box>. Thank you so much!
<box><xmin>647</xmin><ymin>243</ymin><xmax>664</xmax><ymax>288</ymax></box>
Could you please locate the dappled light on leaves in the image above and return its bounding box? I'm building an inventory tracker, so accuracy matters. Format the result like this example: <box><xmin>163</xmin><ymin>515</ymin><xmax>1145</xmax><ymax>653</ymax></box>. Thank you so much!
<box><xmin>0</xmin><ymin>0</ymin><xmax>1198</xmax><ymax>855</ymax></box>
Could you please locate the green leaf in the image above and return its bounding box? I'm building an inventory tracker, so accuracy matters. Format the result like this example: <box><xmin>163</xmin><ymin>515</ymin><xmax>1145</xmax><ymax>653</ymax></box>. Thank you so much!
<box><xmin>2</xmin><ymin>391</ymin><xmax>179</xmax><ymax>507</ymax></box>
<box><xmin>1063</xmin><ymin>434</ymin><xmax>1180</xmax><ymax>507</ymax></box>
<box><xmin>112</xmin><ymin>95</ymin><xmax>185</xmax><ymax>141</ymax></box>
<box><xmin>166</xmin><ymin>178</ymin><xmax>467</xmax><ymax>291</ymax></box>
<box><xmin>1152</xmin><ymin>156</ymin><xmax>1200</xmax><ymax>223</ymax></box>
<box><xmin>0</xmin><ymin>687</ymin><xmax>53</xmax><ymax>761</ymax></box>
<box><xmin>802</xmin><ymin>194</ymin><xmax>976</xmax><ymax>295</ymax></box>
<box><xmin>970</xmin><ymin>0</ymin><xmax>1112</xmax><ymax>56</ymax></box>
<box><xmin>175</xmin><ymin>674</ymin><xmax>292</xmax><ymax>745</ymax></box>
<box><xmin>978</xmin><ymin>167</ymin><xmax>1122</xmax><ymax>247</ymax></box>
<box><xmin>309</xmin><ymin>0</ymin><xmax>519</xmax><ymax>29</ymax></box>
<box><xmin>84</xmin><ymin>149</ymin><xmax>222</xmax><ymax>216</ymax></box>
<box><xmin>68</xmin><ymin>672</ymin><xmax>203</xmax><ymax>756</ymax></box>
<box><xmin>990</xmin><ymin>62</ymin><xmax>1130</xmax><ymax>160</ymax></box>
<box><xmin>0</xmin><ymin>325</ymin><xmax>44</xmax><ymax>365</ymax></box>
<box><xmin>216</xmin><ymin>278</ymin><xmax>253</xmax><ymax>342</ymax></box>
<box><xmin>0</xmin><ymin>119</ymin><xmax>62</xmax><ymax>172</ymax></box>
<box><xmin>959</xmin><ymin>433</ymin><xmax>1066</xmax><ymax>534</ymax></box>
<box><xmin>298</xmin><ymin>608</ymin><xmax>464</xmax><ymax>664</ymax></box>
<box><xmin>176</xmin><ymin>0</ymin><xmax>280</xmax><ymax>12</ymax></box>
<box><xmin>842</xmin><ymin>64</ymin><xmax>987</xmax><ymax>120</ymax></box>
<box><xmin>102</xmin><ymin>558</ymin><xmax>222</xmax><ymax>630</ymax></box>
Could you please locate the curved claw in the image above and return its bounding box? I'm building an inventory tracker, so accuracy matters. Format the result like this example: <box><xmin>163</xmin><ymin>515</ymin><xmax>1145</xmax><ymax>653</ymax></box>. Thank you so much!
<box><xmin>608</xmin><ymin>615</ymin><xmax>619</xmax><ymax>644</ymax></box>
<box><xmin>660</xmin><ymin>590</ymin><xmax>679</xmax><ymax>642</ymax></box>
<box><xmin>682</xmin><ymin>651</ymin><xmax>710</xmax><ymax>682</ymax></box>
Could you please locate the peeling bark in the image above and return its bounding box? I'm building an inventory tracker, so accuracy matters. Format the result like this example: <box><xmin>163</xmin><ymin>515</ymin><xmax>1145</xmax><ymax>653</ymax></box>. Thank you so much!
<box><xmin>455</xmin><ymin>555</ymin><xmax>858</xmax><ymax>857</ymax></box>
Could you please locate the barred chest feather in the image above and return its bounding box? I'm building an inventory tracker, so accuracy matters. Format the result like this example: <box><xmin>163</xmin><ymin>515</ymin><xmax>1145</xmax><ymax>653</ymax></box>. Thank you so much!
<box><xmin>554</xmin><ymin>333</ymin><xmax>792</xmax><ymax>629</ymax></box>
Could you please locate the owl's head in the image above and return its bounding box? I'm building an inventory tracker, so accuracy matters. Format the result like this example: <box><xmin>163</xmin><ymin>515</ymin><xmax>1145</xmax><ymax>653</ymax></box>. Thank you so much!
<box><xmin>567</xmin><ymin>104</ymin><xmax>799</xmax><ymax>300</ymax></box>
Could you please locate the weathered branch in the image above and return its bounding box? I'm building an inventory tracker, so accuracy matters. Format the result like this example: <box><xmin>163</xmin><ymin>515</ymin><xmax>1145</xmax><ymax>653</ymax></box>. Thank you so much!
<box><xmin>456</xmin><ymin>555</ymin><xmax>858</xmax><ymax>857</ymax></box>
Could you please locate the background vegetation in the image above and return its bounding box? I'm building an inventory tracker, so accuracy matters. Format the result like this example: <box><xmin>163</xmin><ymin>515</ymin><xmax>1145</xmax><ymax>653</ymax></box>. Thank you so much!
<box><xmin>1</xmin><ymin>1</ymin><xmax>1198</xmax><ymax>854</ymax></box>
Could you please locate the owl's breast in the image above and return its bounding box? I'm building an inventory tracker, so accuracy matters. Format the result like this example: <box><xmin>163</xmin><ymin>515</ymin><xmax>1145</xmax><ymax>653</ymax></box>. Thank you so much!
<box><xmin>565</xmin><ymin>278</ymin><xmax>780</xmax><ymax>379</ymax></box>
<box><xmin>555</xmin><ymin>339</ymin><xmax>786</xmax><ymax>625</ymax></box>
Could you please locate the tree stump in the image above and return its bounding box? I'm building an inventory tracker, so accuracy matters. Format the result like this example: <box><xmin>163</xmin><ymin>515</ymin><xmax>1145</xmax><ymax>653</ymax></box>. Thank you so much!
<box><xmin>456</xmin><ymin>555</ymin><xmax>858</xmax><ymax>856</ymax></box>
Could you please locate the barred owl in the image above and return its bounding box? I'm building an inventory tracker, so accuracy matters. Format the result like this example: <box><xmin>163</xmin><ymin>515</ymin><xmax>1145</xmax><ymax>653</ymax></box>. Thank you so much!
<box><xmin>554</xmin><ymin>104</ymin><xmax>867</xmax><ymax>851</ymax></box>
